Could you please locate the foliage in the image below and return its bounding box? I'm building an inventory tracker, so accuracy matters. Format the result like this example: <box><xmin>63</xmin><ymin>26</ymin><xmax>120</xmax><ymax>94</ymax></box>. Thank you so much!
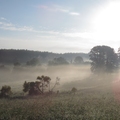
<box><xmin>71</xmin><ymin>87</ymin><xmax>77</xmax><ymax>94</ymax></box>
<box><xmin>26</xmin><ymin>58</ymin><xmax>41</xmax><ymax>66</ymax></box>
<box><xmin>0</xmin><ymin>89</ymin><xmax>120</xmax><ymax>119</ymax></box>
<box><xmin>89</xmin><ymin>45</ymin><xmax>118</xmax><ymax>73</ymax></box>
<box><xmin>74</xmin><ymin>56</ymin><xmax>84</xmax><ymax>64</ymax></box>
<box><xmin>0</xmin><ymin>85</ymin><xmax>12</xmax><ymax>98</ymax></box>
<box><xmin>48</xmin><ymin>57</ymin><xmax>69</xmax><ymax>65</ymax></box>
<box><xmin>118</xmin><ymin>47</ymin><xmax>120</xmax><ymax>66</ymax></box>
<box><xmin>0</xmin><ymin>49</ymin><xmax>89</xmax><ymax>64</ymax></box>
<box><xmin>14</xmin><ymin>62</ymin><xmax>21</xmax><ymax>66</ymax></box>
<box><xmin>37</xmin><ymin>75</ymin><xmax>51</xmax><ymax>93</ymax></box>
<box><xmin>23</xmin><ymin>81</ymin><xmax>42</xmax><ymax>95</ymax></box>
<box><xmin>23</xmin><ymin>75</ymin><xmax>60</xmax><ymax>96</ymax></box>
<box><xmin>23</xmin><ymin>78</ymin><xmax>46</xmax><ymax>96</ymax></box>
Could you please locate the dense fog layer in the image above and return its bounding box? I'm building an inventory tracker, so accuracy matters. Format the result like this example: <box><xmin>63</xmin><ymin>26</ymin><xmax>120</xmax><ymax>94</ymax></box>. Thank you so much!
<box><xmin>0</xmin><ymin>65</ymin><xmax>119</xmax><ymax>92</ymax></box>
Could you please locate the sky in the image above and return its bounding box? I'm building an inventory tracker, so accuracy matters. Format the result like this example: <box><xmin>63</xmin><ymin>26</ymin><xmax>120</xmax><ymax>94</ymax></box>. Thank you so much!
<box><xmin>0</xmin><ymin>0</ymin><xmax>120</xmax><ymax>53</ymax></box>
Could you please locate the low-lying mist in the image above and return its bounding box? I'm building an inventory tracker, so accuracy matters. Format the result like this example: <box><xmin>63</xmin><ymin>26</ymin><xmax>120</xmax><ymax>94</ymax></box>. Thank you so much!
<box><xmin>0</xmin><ymin>64</ymin><xmax>119</xmax><ymax>93</ymax></box>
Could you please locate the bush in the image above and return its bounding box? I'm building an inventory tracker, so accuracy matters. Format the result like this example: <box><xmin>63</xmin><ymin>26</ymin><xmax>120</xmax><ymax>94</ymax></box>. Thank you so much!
<box><xmin>71</xmin><ymin>87</ymin><xmax>77</xmax><ymax>94</ymax></box>
<box><xmin>0</xmin><ymin>85</ymin><xmax>12</xmax><ymax>98</ymax></box>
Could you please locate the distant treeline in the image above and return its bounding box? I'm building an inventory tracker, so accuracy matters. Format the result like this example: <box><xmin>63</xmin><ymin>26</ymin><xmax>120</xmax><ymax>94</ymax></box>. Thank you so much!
<box><xmin>0</xmin><ymin>49</ymin><xmax>89</xmax><ymax>64</ymax></box>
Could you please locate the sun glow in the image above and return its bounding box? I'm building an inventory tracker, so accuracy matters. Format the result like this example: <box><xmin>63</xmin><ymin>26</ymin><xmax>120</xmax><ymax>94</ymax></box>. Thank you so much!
<box><xmin>93</xmin><ymin>1</ymin><xmax>120</xmax><ymax>40</ymax></box>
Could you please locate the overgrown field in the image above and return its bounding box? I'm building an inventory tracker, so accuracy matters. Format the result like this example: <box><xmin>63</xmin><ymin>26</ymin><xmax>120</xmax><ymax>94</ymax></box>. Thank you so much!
<box><xmin>0</xmin><ymin>65</ymin><xmax>91</xmax><ymax>91</ymax></box>
<box><xmin>0</xmin><ymin>65</ymin><xmax>120</xmax><ymax>119</ymax></box>
<box><xmin>1</xmin><ymin>89</ymin><xmax>120</xmax><ymax>120</ymax></box>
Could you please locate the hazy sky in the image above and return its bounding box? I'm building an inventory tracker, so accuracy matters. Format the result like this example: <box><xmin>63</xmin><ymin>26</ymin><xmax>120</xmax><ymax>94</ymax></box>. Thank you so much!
<box><xmin>0</xmin><ymin>0</ymin><xmax>120</xmax><ymax>53</ymax></box>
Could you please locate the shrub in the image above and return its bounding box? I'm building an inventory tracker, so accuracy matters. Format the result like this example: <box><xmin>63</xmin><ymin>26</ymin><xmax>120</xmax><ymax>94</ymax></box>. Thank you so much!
<box><xmin>71</xmin><ymin>87</ymin><xmax>77</xmax><ymax>94</ymax></box>
<box><xmin>0</xmin><ymin>85</ymin><xmax>12</xmax><ymax>98</ymax></box>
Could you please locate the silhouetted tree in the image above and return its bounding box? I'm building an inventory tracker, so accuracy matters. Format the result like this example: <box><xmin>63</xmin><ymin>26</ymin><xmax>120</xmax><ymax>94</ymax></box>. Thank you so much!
<box><xmin>0</xmin><ymin>85</ymin><xmax>12</xmax><ymax>98</ymax></box>
<box><xmin>37</xmin><ymin>75</ymin><xmax>51</xmax><ymax>93</ymax></box>
<box><xmin>23</xmin><ymin>76</ymin><xmax>51</xmax><ymax>95</ymax></box>
<box><xmin>23</xmin><ymin>81</ymin><xmax>41</xmax><ymax>95</ymax></box>
<box><xmin>89</xmin><ymin>45</ymin><xmax>118</xmax><ymax>73</ymax></box>
<box><xmin>23</xmin><ymin>76</ymin><xmax>60</xmax><ymax>96</ymax></box>
<box><xmin>74</xmin><ymin>56</ymin><xmax>84</xmax><ymax>64</ymax></box>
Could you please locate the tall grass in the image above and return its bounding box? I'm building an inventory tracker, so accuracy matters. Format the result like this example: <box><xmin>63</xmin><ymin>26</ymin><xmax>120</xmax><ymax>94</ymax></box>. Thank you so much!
<box><xmin>0</xmin><ymin>65</ymin><xmax>120</xmax><ymax>119</ymax></box>
<box><xmin>0</xmin><ymin>89</ymin><xmax>120</xmax><ymax>120</ymax></box>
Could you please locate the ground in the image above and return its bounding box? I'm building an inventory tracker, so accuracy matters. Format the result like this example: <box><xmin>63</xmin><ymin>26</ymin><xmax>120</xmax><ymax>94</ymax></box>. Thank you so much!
<box><xmin>0</xmin><ymin>65</ymin><xmax>120</xmax><ymax>119</ymax></box>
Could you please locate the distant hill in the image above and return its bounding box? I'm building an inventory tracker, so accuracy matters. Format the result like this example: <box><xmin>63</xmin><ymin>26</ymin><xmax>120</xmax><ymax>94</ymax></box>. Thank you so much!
<box><xmin>0</xmin><ymin>49</ymin><xmax>89</xmax><ymax>64</ymax></box>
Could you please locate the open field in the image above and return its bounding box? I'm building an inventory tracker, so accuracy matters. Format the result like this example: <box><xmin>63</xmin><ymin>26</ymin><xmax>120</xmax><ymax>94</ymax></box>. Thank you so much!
<box><xmin>0</xmin><ymin>65</ymin><xmax>92</xmax><ymax>92</ymax></box>
<box><xmin>1</xmin><ymin>89</ymin><xmax>120</xmax><ymax>120</ymax></box>
<box><xmin>0</xmin><ymin>65</ymin><xmax>120</xmax><ymax>119</ymax></box>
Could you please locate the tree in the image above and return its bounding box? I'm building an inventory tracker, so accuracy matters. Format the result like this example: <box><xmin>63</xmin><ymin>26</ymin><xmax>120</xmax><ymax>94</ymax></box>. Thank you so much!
<box><xmin>71</xmin><ymin>87</ymin><xmax>77</xmax><ymax>94</ymax></box>
<box><xmin>23</xmin><ymin>81</ymin><xmax>42</xmax><ymax>95</ymax></box>
<box><xmin>74</xmin><ymin>56</ymin><xmax>84</xmax><ymax>64</ymax></box>
<box><xmin>89</xmin><ymin>45</ymin><xmax>118</xmax><ymax>73</ymax></box>
<box><xmin>118</xmin><ymin>47</ymin><xmax>120</xmax><ymax>66</ymax></box>
<box><xmin>37</xmin><ymin>75</ymin><xmax>51</xmax><ymax>93</ymax></box>
<box><xmin>23</xmin><ymin>75</ymin><xmax>60</xmax><ymax>96</ymax></box>
<box><xmin>48</xmin><ymin>57</ymin><xmax>69</xmax><ymax>65</ymax></box>
<box><xmin>23</xmin><ymin>75</ymin><xmax>51</xmax><ymax>95</ymax></box>
<box><xmin>26</xmin><ymin>58</ymin><xmax>41</xmax><ymax>66</ymax></box>
<box><xmin>14</xmin><ymin>62</ymin><xmax>21</xmax><ymax>66</ymax></box>
<box><xmin>0</xmin><ymin>85</ymin><xmax>12</xmax><ymax>98</ymax></box>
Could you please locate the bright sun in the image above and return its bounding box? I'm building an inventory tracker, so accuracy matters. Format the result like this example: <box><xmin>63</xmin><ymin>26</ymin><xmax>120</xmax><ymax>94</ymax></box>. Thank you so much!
<box><xmin>93</xmin><ymin>1</ymin><xmax>120</xmax><ymax>40</ymax></box>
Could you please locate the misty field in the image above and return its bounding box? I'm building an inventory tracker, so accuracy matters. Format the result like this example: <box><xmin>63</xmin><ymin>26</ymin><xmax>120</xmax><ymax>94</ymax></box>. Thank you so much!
<box><xmin>0</xmin><ymin>65</ymin><xmax>120</xmax><ymax>120</ymax></box>
<box><xmin>0</xmin><ymin>65</ymin><xmax>91</xmax><ymax>92</ymax></box>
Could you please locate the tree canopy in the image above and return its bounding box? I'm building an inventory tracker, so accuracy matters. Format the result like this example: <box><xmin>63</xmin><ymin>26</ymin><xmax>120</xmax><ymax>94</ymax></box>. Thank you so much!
<box><xmin>23</xmin><ymin>75</ymin><xmax>60</xmax><ymax>96</ymax></box>
<box><xmin>74</xmin><ymin>56</ymin><xmax>84</xmax><ymax>64</ymax></box>
<box><xmin>0</xmin><ymin>85</ymin><xmax>12</xmax><ymax>98</ymax></box>
<box><xmin>23</xmin><ymin>75</ymin><xmax>51</xmax><ymax>95</ymax></box>
<box><xmin>48</xmin><ymin>57</ymin><xmax>69</xmax><ymax>65</ymax></box>
<box><xmin>26</xmin><ymin>58</ymin><xmax>41</xmax><ymax>66</ymax></box>
<box><xmin>89</xmin><ymin>45</ymin><xmax>118</xmax><ymax>73</ymax></box>
<box><xmin>118</xmin><ymin>47</ymin><xmax>120</xmax><ymax>66</ymax></box>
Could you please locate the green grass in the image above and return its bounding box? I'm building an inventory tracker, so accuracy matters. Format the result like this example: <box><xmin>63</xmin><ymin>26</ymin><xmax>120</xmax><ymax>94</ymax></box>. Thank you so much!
<box><xmin>0</xmin><ymin>89</ymin><xmax>120</xmax><ymax>120</ymax></box>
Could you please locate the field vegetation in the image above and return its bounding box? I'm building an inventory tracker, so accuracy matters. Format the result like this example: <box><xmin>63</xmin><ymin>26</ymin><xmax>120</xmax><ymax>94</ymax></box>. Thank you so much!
<box><xmin>0</xmin><ymin>64</ymin><xmax>120</xmax><ymax>119</ymax></box>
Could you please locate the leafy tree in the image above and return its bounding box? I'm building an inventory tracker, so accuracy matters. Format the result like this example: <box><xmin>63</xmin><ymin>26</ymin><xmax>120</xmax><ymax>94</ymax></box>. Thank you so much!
<box><xmin>0</xmin><ymin>85</ymin><xmax>12</xmax><ymax>98</ymax></box>
<box><xmin>23</xmin><ymin>81</ymin><xmax>44</xmax><ymax>95</ymax></box>
<box><xmin>23</xmin><ymin>76</ymin><xmax>60</xmax><ymax>96</ymax></box>
<box><xmin>23</xmin><ymin>81</ymin><xmax>30</xmax><ymax>93</ymax></box>
<box><xmin>26</xmin><ymin>58</ymin><xmax>41</xmax><ymax>66</ymax></box>
<box><xmin>23</xmin><ymin>81</ymin><xmax>42</xmax><ymax>95</ymax></box>
<box><xmin>48</xmin><ymin>57</ymin><xmax>69</xmax><ymax>65</ymax></box>
<box><xmin>74</xmin><ymin>56</ymin><xmax>84</xmax><ymax>64</ymax></box>
<box><xmin>89</xmin><ymin>45</ymin><xmax>118</xmax><ymax>73</ymax></box>
<box><xmin>118</xmin><ymin>47</ymin><xmax>120</xmax><ymax>66</ymax></box>
<box><xmin>37</xmin><ymin>75</ymin><xmax>51</xmax><ymax>93</ymax></box>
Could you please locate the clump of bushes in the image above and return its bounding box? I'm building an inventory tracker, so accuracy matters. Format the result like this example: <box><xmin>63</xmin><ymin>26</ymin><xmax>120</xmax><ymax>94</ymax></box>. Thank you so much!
<box><xmin>23</xmin><ymin>75</ymin><xmax>51</xmax><ymax>96</ymax></box>
<box><xmin>0</xmin><ymin>85</ymin><xmax>12</xmax><ymax>98</ymax></box>
<box><xmin>23</xmin><ymin>75</ymin><xmax>60</xmax><ymax>96</ymax></box>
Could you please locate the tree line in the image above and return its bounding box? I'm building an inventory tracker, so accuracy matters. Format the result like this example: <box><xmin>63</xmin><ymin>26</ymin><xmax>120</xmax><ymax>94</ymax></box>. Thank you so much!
<box><xmin>0</xmin><ymin>45</ymin><xmax>120</xmax><ymax>98</ymax></box>
<box><xmin>0</xmin><ymin>49</ymin><xmax>89</xmax><ymax>64</ymax></box>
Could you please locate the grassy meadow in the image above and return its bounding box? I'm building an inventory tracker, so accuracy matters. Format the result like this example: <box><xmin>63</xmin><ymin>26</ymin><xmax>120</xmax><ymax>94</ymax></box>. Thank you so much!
<box><xmin>0</xmin><ymin>65</ymin><xmax>120</xmax><ymax>120</ymax></box>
